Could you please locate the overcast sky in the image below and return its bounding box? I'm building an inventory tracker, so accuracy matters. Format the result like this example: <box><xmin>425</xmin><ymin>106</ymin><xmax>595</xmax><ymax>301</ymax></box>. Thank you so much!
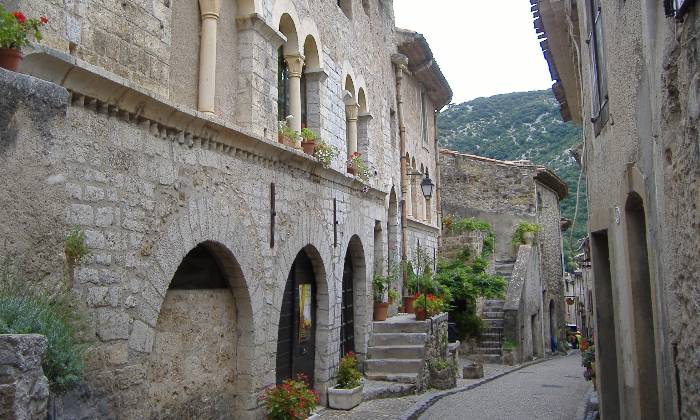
<box><xmin>393</xmin><ymin>1</ymin><xmax>554</xmax><ymax>105</ymax></box>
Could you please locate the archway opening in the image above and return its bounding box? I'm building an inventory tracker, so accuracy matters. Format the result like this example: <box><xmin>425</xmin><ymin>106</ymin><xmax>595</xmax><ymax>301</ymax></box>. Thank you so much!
<box><xmin>343</xmin><ymin>236</ymin><xmax>368</xmax><ymax>358</ymax></box>
<box><xmin>147</xmin><ymin>242</ymin><xmax>251</xmax><ymax>417</ymax></box>
<box><xmin>625</xmin><ymin>193</ymin><xmax>660</xmax><ymax>419</ymax></box>
<box><xmin>549</xmin><ymin>299</ymin><xmax>556</xmax><ymax>353</ymax></box>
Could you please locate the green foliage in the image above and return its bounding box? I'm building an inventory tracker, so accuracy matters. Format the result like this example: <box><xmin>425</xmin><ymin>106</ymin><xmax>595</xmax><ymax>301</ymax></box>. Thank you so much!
<box><xmin>413</xmin><ymin>293</ymin><xmax>449</xmax><ymax>316</ymax></box>
<box><xmin>429</xmin><ymin>358</ymin><xmax>450</xmax><ymax>371</ymax></box>
<box><xmin>0</xmin><ymin>6</ymin><xmax>47</xmax><ymax>49</ymax></box>
<box><xmin>347</xmin><ymin>152</ymin><xmax>371</xmax><ymax>183</ymax></box>
<box><xmin>387</xmin><ymin>288</ymin><xmax>399</xmax><ymax>305</ymax></box>
<box><xmin>443</xmin><ymin>216</ymin><xmax>495</xmax><ymax>258</ymax></box>
<box><xmin>373</xmin><ymin>265</ymin><xmax>399</xmax><ymax>302</ymax></box>
<box><xmin>336</xmin><ymin>352</ymin><xmax>362</xmax><ymax>389</ymax></box>
<box><xmin>300</xmin><ymin>128</ymin><xmax>317</xmax><ymax>142</ymax></box>
<box><xmin>438</xmin><ymin>90</ymin><xmax>588</xmax><ymax>269</ymax></box>
<box><xmin>511</xmin><ymin>222</ymin><xmax>541</xmax><ymax>248</ymax></box>
<box><xmin>503</xmin><ymin>340</ymin><xmax>517</xmax><ymax>351</ymax></box>
<box><xmin>64</xmin><ymin>227</ymin><xmax>90</xmax><ymax>266</ymax></box>
<box><xmin>0</xmin><ymin>258</ymin><xmax>85</xmax><ymax>390</ymax></box>
<box><xmin>312</xmin><ymin>139</ymin><xmax>339</xmax><ymax>168</ymax></box>
<box><xmin>262</xmin><ymin>374</ymin><xmax>319</xmax><ymax>419</ymax></box>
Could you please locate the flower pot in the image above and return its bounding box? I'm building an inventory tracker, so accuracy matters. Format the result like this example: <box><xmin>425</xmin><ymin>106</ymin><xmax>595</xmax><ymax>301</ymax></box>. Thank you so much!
<box><xmin>523</xmin><ymin>231</ymin><xmax>535</xmax><ymax>245</ymax></box>
<box><xmin>0</xmin><ymin>48</ymin><xmax>23</xmax><ymax>72</ymax></box>
<box><xmin>403</xmin><ymin>296</ymin><xmax>416</xmax><ymax>314</ymax></box>
<box><xmin>347</xmin><ymin>164</ymin><xmax>356</xmax><ymax>175</ymax></box>
<box><xmin>415</xmin><ymin>308</ymin><xmax>426</xmax><ymax>321</ymax></box>
<box><xmin>302</xmin><ymin>140</ymin><xmax>316</xmax><ymax>155</ymax></box>
<box><xmin>327</xmin><ymin>384</ymin><xmax>363</xmax><ymax>410</ymax></box>
<box><xmin>373</xmin><ymin>302</ymin><xmax>389</xmax><ymax>321</ymax></box>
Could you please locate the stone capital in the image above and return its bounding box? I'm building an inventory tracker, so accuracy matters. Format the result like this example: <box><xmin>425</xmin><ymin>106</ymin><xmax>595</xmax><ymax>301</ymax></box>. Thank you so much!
<box><xmin>284</xmin><ymin>54</ymin><xmax>305</xmax><ymax>78</ymax></box>
<box><xmin>345</xmin><ymin>103</ymin><xmax>359</xmax><ymax>121</ymax></box>
<box><xmin>199</xmin><ymin>0</ymin><xmax>221</xmax><ymax>19</ymax></box>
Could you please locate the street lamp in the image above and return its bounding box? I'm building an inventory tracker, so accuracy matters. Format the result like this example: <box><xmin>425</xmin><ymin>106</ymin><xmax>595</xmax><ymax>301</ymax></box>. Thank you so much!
<box><xmin>420</xmin><ymin>176</ymin><xmax>434</xmax><ymax>199</ymax></box>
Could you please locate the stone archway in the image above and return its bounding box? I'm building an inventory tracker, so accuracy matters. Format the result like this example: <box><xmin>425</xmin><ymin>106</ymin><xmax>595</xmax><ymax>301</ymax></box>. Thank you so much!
<box><xmin>145</xmin><ymin>241</ymin><xmax>254</xmax><ymax>418</ymax></box>
<box><xmin>341</xmin><ymin>235</ymin><xmax>368</xmax><ymax>358</ymax></box>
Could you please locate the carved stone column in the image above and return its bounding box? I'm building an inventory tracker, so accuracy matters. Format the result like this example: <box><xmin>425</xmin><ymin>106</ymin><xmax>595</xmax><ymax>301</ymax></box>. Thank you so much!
<box><xmin>345</xmin><ymin>102</ymin><xmax>359</xmax><ymax>156</ymax></box>
<box><xmin>285</xmin><ymin>54</ymin><xmax>305</xmax><ymax>133</ymax></box>
<box><xmin>198</xmin><ymin>0</ymin><xmax>221</xmax><ymax>114</ymax></box>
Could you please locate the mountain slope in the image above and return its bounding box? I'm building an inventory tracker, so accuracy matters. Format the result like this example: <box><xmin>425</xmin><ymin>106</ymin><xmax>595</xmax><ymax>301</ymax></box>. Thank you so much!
<box><xmin>438</xmin><ymin>90</ymin><xmax>586</xmax><ymax>269</ymax></box>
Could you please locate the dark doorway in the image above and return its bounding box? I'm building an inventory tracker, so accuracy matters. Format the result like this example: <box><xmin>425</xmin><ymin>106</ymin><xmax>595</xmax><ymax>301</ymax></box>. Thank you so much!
<box><xmin>276</xmin><ymin>250</ymin><xmax>317</xmax><ymax>384</ymax></box>
<box><xmin>591</xmin><ymin>230</ymin><xmax>620</xmax><ymax>419</ymax></box>
<box><xmin>531</xmin><ymin>313</ymin><xmax>538</xmax><ymax>358</ymax></box>
<box><xmin>549</xmin><ymin>300</ymin><xmax>556</xmax><ymax>352</ymax></box>
<box><xmin>340</xmin><ymin>252</ymin><xmax>355</xmax><ymax>357</ymax></box>
<box><xmin>625</xmin><ymin>193</ymin><xmax>660</xmax><ymax>419</ymax></box>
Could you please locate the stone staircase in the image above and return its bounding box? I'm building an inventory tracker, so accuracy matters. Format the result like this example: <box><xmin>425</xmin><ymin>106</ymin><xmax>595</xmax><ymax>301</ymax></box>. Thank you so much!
<box><xmin>364</xmin><ymin>316</ymin><xmax>427</xmax><ymax>384</ymax></box>
<box><xmin>494</xmin><ymin>258</ymin><xmax>516</xmax><ymax>283</ymax></box>
<box><xmin>473</xmin><ymin>299</ymin><xmax>506</xmax><ymax>363</ymax></box>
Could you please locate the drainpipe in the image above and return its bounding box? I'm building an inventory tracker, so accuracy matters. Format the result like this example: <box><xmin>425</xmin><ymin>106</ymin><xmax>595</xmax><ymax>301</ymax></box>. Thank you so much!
<box><xmin>392</xmin><ymin>53</ymin><xmax>409</xmax><ymax>294</ymax></box>
<box><xmin>197</xmin><ymin>0</ymin><xmax>221</xmax><ymax>114</ymax></box>
<box><xmin>433</xmin><ymin>110</ymin><xmax>441</xmax><ymax>239</ymax></box>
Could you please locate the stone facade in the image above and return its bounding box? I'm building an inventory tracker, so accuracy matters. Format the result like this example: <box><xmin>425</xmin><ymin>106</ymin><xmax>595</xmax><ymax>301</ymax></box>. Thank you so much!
<box><xmin>536</xmin><ymin>0</ymin><xmax>700</xmax><ymax>418</ymax></box>
<box><xmin>439</xmin><ymin>149</ymin><xmax>568</xmax><ymax>353</ymax></box>
<box><xmin>0</xmin><ymin>0</ymin><xmax>451</xmax><ymax>417</ymax></box>
<box><xmin>0</xmin><ymin>335</ymin><xmax>50</xmax><ymax>420</ymax></box>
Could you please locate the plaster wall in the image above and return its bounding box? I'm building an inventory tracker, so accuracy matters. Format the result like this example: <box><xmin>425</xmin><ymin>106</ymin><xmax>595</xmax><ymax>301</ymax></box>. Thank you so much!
<box><xmin>570</xmin><ymin>0</ymin><xmax>700</xmax><ymax>417</ymax></box>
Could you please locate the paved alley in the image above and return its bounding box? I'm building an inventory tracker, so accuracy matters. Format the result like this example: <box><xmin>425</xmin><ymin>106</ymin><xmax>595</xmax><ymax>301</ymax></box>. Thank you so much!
<box><xmin>420</xmin><ymin>353</ymin><xmax>590</xmax><ymax>420</ymax></box>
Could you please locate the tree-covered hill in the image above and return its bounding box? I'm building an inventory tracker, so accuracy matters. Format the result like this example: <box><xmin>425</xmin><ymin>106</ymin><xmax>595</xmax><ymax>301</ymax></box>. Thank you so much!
<box><xmin>438</xmin><ymin>90</ymin><xmax>586</xmax><ymax>270</ymax></box>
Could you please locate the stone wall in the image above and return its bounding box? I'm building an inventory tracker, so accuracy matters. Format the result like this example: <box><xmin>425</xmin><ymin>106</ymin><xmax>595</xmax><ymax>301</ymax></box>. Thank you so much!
<box><xmin>0</xmin><ymin>335</ymin><xmax>50</xmax><ymax>420</ymax></box>
<box><xmin>439</xmin><ymin>151</ymin><xmax>538</xmax><ymax>260</ymax></box>
<box><xmin>439</xmin><ymin>229</ymin><xmax>484</xmax><ymax>261</ymax></box>
<box><xmin>0</xmin><ymin>68</ymin><xmax>388</xmax><ymax>418</ymax></box>
<box><xmin>502</xmin><ymin>245</ymin><xmax>544</xmax><ymax>363</ymax></box>
<box><xmin>415</xmin><ymin>313</ymin><xmax>453</xmax><ymax>392</ymax></box>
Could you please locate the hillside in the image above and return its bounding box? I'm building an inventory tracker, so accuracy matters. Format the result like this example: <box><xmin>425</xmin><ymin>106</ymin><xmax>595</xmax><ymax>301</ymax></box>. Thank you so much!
<box><xmin>437</xmin><ymin>90</ymin><xmax>586</xmax><ymax>269</ymax></box>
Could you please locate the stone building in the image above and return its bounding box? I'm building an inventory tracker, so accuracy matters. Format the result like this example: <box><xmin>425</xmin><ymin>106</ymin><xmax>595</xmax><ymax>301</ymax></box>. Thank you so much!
<box><xmin>0</xmin><ymin>0</ymin><xmax>450</xmax><ymax>417</ymax></box>
<box><xmin>534</xmin><ymin>0</ymin><xmax>700</xmax><ymax>418</ymax></box>
<box><xmin>439</xmin><ymin>150</ymin><xmax>568</xmax><ymax>359</ymax></box>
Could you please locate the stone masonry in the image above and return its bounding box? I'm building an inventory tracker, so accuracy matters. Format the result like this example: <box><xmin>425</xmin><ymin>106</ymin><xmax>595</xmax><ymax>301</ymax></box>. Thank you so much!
<box><xmin>0</xmin><ymin>335</ymin><xmax>50</xmax><ymax>420</ymax></box>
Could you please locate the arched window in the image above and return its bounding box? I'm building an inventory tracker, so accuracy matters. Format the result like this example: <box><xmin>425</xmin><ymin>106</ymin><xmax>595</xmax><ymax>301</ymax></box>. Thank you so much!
<box><xmin>278</xmin><ymin>47</ymin><xmax>290</xmax><ymax>120</ymax></box>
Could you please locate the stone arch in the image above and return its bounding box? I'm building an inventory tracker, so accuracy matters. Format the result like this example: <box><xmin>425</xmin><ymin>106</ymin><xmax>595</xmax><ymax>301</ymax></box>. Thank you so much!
<box><xmin>354</xmin><ymin>74</ymin><xmax>369</xmax><ymax>111</ymax></box>
<box><xmin>548</xmin><ymin>298</ymin><xmax>556</xmax><ymax>352</ymax></box>
<box><xmin>341</xmin><ymin>61</ymin><xmax>357</xmax><ymax>99</ymax></box>
<box><xmin>300</xmin><ymin>18</ymin><xmax>324</xmax><ymax>70</ymax></box>
<box><xmin>344</xmin><ymin>74</ymin><xmax>356</xmax><ymax>101</ymax></box>
<box><xmin>145</xmin><ymin>240</ymin><xmax>256</xmax><ymax>417</ymax></box>
<box><xmin>358</xmin><ymin>88</ymin><xmax>368</xmax><ymax>114</ymax></box>
<box><xmin>278</xmin><ymin>13</ymin><xmax>300</xmax><ymax>55</ymax></box>
<box><xmin>341</xmin><ymin>235</ymin><xmax>369</xmax><ymax>358</ymax></box>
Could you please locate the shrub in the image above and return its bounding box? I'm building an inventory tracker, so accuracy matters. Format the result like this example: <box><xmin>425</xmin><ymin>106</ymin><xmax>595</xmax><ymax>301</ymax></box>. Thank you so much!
<box><xmin>503</xmin><ymin>340</ymin><xmax>517</xmax><ymax>351</ymax></box>
<box><xmin>413</xmin><ymin>293</ymin><xmax>448</xmax><ymax>316</ymax></box>
<box><xmin>336</xmin><ymin>352</ymin><xmax>362</xmax><ymax>389</ymax></box>
<box><xmin>429</xmin><ymin>358</ymin><xmax>450</xmax><ymax>371</ymax></box>
<box><xmin>64</xmin><ymin>227</ymin><xmax>90</xmax><ymax>266</ymax></box>
<box><xmin>260</xmin><ymin>374</ymin><xmax>319</xmax><ymax>420</ymax></box>
<box><xmin>0</xmin><ymin>258</ymin><xmax>85</xmax><ymax>390</ymax></box>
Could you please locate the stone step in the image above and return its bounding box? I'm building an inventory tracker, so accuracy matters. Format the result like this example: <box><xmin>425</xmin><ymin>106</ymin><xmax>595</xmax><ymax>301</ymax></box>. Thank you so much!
<box><xmin>369</xmin><ymin>333</ymin><xmax>427</xmax><ymax>347</ymax></box>
<box><xmin>482</xmin><ymin>327</ymin><xmax>504</xmax><ymax>335</ymax></box>
<box><xmin>482</xmin><ymin>311</ymin><xmax>504</xmax><ymax>318</ymax></box>
<box><xmin>475</xmin><ymin>347</ymin><xmax>503</xmax><ymax>355</ymax></box>
<box><xmin>482</xmin><ymin>320</ymin><xmax>504</xmax><ymax>328</ymax></box>
<box><xmin>365</xmin><ymin>359</ymin><xmax>422</xmax><ymax>374</ymax></box>
<box><xmin>480</xmin><ymin>333</ymin><xmax>502</xmax><ymax>339</ymax></box>
<box><xmin>364</xmin><ymin>372</ymin><xmax>418</xmax><ymax>384</ymax></box>
<box><xmin>479</xmin><ymin>340</ymin><xmax>502</xmax><ymax>347</ymax></box>
<box><xmin>367</xmin><ymin>345</ymin><xmax>425</xmax><ymax>360</ymax></box>
<box><xmin>372</xmin><ymin>321</ymin><xmax>428</xmax><ymax>334</ymax></box>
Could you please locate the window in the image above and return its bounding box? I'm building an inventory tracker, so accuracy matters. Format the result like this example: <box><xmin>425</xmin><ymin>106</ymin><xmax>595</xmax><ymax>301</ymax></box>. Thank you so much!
<box><xmin>585</xmin><ymin>0</ymin><xmax>609</xmax><ymax>135</ymax></box>
<box><xmin>420</xmin><ymin>90</ymin><xmax>428</xmax><ymax>144</ymax></box>
<box><xmin>277</xmin><ymin>47</ymin><xmax>290</xmax><ymax>120</ymax></box>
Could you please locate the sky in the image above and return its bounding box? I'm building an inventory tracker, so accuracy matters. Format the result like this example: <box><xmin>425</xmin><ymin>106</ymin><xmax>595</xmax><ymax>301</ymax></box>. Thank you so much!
<box><xmin>393</xmin><ymin>1</ymin><xmax>554</xmax><ymax>105</ymax></box>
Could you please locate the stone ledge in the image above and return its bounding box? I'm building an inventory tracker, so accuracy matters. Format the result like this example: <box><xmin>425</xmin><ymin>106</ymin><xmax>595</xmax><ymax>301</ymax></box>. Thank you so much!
<box><xmin>16</xmin><ymin>46</ymin><xmax>386</xmax><ymax>201</ymax></box>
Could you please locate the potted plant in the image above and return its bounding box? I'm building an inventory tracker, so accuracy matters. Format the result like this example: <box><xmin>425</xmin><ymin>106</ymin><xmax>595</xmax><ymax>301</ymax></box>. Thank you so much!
<box><xmin>511</xmin><ymin>221</ymin><xmax>541</xmax><ymax>247</ymax></box>
<box><xmin>402</xmin><ymin>262</ymin><xmax>419</xmax><ymax>314</ymax></box>
<box><xmin>312</xmin><ymin>139</ymin><xmax>339</xmax><ymax>168</ymax></box>
<box><xmin>260</xmin><ymin>373</ymin><xmax>319</xmax><ymax>420</ymax></box>
<box><xmin>0</xmin><ymin>6</ymin><xmax>47</xmax><ymax>71</ymax></box>
<box><xmin>327</xmin><ymin>352</ymin><xmax>363</xmax><ymax>410</ymax></box>
<box><xmin>388</xmin><ymin>288</ymin><xmax>399</xmax><ymax>306</ymax></box>
<box><xmin>300</xmin><ymin>128</ymin><xmax>318</xmax><ymax>155</ymax></box>
<box><xmin>502</xmin><ymin>340</ymin><xmax>517</xmax><ymax>365</ymax></box>
<box><xmin>372</xmin><ymin>273</ymin><xmax>390</xmax><ymax>321</ymax></box>
<box><xmin>277</xmin><ymin>118</ymin><xmax>299</xmax><ymax>148</ymax></box>
<box><xmin>413</xmin><ymin>293</ymin><xmax>447</xmax><ymax>321</ymax></box>
<box><xmin>347</xmin><ymin>152</ymin><xmax>371</xmax><ymax>183</ymax></box>
<box><xmin>429</xmin><ymin>357</ymin><xmax>455</xmax><ymax>390</ymax></box>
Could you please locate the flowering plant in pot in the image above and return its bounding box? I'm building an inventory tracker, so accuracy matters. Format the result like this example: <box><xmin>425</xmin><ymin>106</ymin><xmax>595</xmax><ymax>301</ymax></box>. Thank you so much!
<box><xmin>346</xmin><ymin>152</ymin><xmax>371</xmax><ymax>183</ymax></box>
<box><xmin>260</xmin><ymin>373</ymin><xmax>319</xmax><ymax>420</ymax></box>
<box><xmin>412</xmin><ymin>293</ymin><xmax>447</xmax><ymax>321</ymax></box>
<box><xmin>300</xmin><ymin>128</ymin><xmax>318</xmax><ymax>155</ymax></box>
<box><xmin>277</xmin><ymin>117</ymin><xmax>299</xmax><ymax>148</ymax></box>
<box><xmin>327</xmin><ymin>352</ymin><xmax>363</xmax><ymax>410</ymax></box>
<box><xmin>372</xmin><ymin>273</ymin><xmax>391</xmax><ymax>321</ymax></box>
<box><xmin>312</xmin><ymin>139</ymin><xmax>339</xmax><ymax>168</ymax></box>
<box><xmin>0</xmin><ymin>6</ymin><xmax>47</xmax><ymax>71</ymax></box>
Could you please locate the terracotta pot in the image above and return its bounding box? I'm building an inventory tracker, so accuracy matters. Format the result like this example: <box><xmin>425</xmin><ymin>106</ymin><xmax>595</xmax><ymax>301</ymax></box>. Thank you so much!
<box><xmin>301</xmin><ymin>140</ymin><xmax>316</xmax><ymax>155</ymax></box>
<box><xmin>415</xmin><ymin>309</ymin><xmax>426</xmax><ymax>321</ymax></box>
<box><xmin>347</xmin><ymin>165</ymin><xmax>356</xmax><ymax>175</ymax></box>
<box><xmin>403</xmin><ymin>296</ymin><xmax>416</xmax><ymax>314</ymax></box>
<box><xmin>373</xmin><ymin>302</ymin><xmax>389</xmax><ymax>321</ymax></box>
<box><xmin>0</xmin><ymin>48</ymin><xmax>23</xmax><ymax>72</ymax></box>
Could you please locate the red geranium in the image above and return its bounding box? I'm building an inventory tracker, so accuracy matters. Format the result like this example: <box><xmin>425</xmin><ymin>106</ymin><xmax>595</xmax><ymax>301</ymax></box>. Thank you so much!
<box><xmin>13</xmin><ymin>11</ymin><xmax>26</xmax><ymax>24</ymax></box>
<box><xmin>40</xmin><ymin>16</ymin><xmax>48</xmax><ymax>24</ymax></box>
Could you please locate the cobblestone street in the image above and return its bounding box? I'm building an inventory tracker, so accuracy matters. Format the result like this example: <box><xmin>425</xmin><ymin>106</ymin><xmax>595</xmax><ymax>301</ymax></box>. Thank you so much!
<box><xmin>421</xmin><ymin>353</ymin><xmax>590</xmax><ymax>420</ymax></box>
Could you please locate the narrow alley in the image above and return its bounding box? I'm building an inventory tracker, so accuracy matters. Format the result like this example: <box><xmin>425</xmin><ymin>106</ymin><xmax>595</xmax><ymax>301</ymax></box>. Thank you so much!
<box><xmin>420</xmin><ymin>353</ymin><xmax>590</xmax><ymax>420</ymax></box>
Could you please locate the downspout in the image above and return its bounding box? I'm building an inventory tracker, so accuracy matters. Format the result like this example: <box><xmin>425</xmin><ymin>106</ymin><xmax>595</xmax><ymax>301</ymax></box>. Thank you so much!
<box><xmin>433</xmin><ymin>110</ymin><xmax>441</xmax><ymax>242</ymax></box>
<box><xmin>392</xmin><ymin>53</ymin><xmax>409</xmax><ymax>294</ymax></box>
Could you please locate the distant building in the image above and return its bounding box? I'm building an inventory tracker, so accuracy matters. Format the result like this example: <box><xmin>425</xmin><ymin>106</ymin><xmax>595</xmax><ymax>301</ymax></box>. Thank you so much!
<box><xmin>439</xmin><ymin>150</ymin><xmax>568</xmax><ymax>360</ymax></box>
<box><xmin>534</xmin><ymin>0</ymin><xmax>700</xmax><ymax>418</ymax></box>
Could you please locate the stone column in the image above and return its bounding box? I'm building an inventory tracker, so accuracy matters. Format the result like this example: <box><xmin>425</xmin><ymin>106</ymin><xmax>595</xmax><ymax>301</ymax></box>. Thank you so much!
<box><xmin>197</xmin><ymin>0</ymin><xmax>221</xmax><ymax>114</ymax></box>
<box><xmin>345</xmin><ymin>103</ymin><xmax>359</xmax><ymax>156</ymax></box>
<box><xmin>284</xmin><ymin>54</ymin><xmax>305</xmax><ymax>133</ymax></box>
<box><xmin>357</xmin><ymin>112</ymin><xmax>373</xmax><ymax>156</ymax></box>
